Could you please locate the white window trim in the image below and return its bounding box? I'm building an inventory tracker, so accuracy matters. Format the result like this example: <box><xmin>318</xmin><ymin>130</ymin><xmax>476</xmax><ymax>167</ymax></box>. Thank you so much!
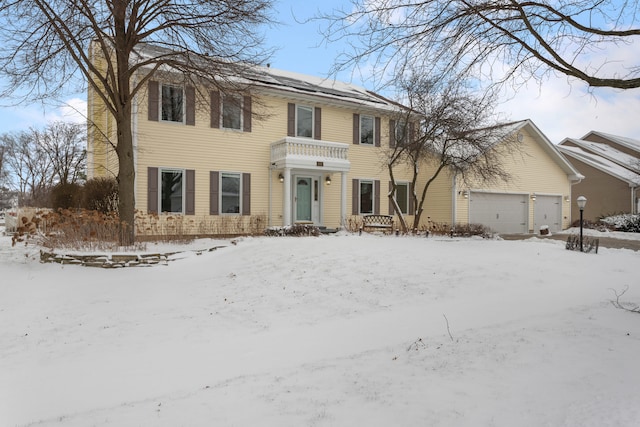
<box><xmin>159</xmin><ymin>167</ymin><xmax>186</xmax><ymax>214</ymax></box>
<box><xmin>360</xmin><ymin>114</ymin><xmax>375</xmax><ymax>145</ymax></box>
<box><xmin>221</xmin><ymin>94</ymin><xmax>243</xmax><ymax>131</ymax></box>
<box><xmin>160</xmin><ymin>84</ymin><xmax>185</xmax><ymax>124</ymax></box>
<box><xmin>220</xmin><ymin>171</ymin><xmax>242</xmax><ymax>215</ymax></box>
<box><xmin>359</xmin><ymin>179</ymin><xmax>374</xmax><ymax>215</ymax></box>
<box><xmin>296</xmin><ymin>104</ymin><xmax>314</xmax><ymax>139</ymax></box>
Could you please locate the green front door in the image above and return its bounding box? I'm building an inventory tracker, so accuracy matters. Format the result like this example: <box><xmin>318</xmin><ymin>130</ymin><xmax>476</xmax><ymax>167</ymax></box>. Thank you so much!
<box><xmin>295</xmin><ymin>177</ymin><xmax>312</xmax><ymax>222</ymax></box>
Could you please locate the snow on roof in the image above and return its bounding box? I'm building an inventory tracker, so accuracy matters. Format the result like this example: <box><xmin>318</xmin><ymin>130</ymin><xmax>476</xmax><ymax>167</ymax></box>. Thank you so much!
<box><xmin>560</xmin><ymin>138</ymin><xmax>640</xmax><ymax>173</ymax></box>
<box><xmin>583</xmin><ymin>131</ymin><xmax>640</xmax><ymax>154</ymax></box>
<box><xmin>557</xmin><ymin>144</ymin><xmax>640</xmax><ymax>186</ymax></box>
<box><xmin>130</xmin><ymin>42</ymin><xmax>398</xmax><ymax>112</ymax></box>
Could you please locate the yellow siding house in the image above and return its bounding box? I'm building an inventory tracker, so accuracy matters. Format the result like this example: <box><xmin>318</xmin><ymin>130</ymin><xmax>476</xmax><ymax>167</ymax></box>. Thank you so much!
<box><xmin>87</xmin><ymin>44</ymin><xmax>417</xmax><ymax>236</ymax></box>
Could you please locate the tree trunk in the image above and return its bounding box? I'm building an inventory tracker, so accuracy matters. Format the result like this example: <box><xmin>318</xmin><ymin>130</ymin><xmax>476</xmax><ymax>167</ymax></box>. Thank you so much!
<box><xmin>115</xmin><ymin>107</ymin><xmax>135</xmax><ymax>246</ymax></box>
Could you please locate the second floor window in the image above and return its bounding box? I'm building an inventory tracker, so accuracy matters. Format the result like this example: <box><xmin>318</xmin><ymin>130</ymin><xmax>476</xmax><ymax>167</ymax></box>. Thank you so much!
<box><xmin>222</xmin><ymin>95</ymin><xmax>242</xmax><ymax>130</ymax></box>
<box><xmin>162</xmin><ymin>85</ymin><xmax>184</xmax><ymax>123</ymax></box>
<box><xmin>395</xmin><ymin>120</ymin><xmax>408</xmax><ymax>146</ymax></box>
<box><xmin>360</xmin><ymin>115</ymin><xmax>375</xmax><ymax>145</ymax></box>
<box><xmin>296</xmin><ymin>105</ymin><xmax>313</xmax><ymax>138</ymax></box>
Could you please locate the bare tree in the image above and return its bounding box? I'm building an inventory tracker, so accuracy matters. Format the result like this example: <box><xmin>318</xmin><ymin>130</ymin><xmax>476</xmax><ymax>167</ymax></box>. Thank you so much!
<box><xmin>1</xmin><ymin>131</ymin><xmax>55</xmax><ymax>207</ymax></box>
<box><xmin>0</xmin><ymin>0</ymin><xmax>274</xmax><ymax>244</ymax></box>
<box><xmin>321</xmin><ymin>0</ymin><xmax>640</xmax><ymax>90</ymax></box>
<box><xmin>388</xmin><ymin>76</ymin><xmax>519</xmax><ymax>232</ymax></box>
<box><xmin>37</xmin><ymin>122</ymin><xmax>87</xmax><ymax>186</ymax></box>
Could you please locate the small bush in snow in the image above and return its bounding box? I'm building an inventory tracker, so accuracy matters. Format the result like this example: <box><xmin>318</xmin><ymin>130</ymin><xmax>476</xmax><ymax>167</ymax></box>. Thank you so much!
<box><xmin>600</xmin><ymin>214</ymin><xmax>640</xmax><ymax>233</ymax></box>
<box><xmin>265</xmin><ymin>224</ymin><xmax>320</xmax><ymax>237</ymax></box>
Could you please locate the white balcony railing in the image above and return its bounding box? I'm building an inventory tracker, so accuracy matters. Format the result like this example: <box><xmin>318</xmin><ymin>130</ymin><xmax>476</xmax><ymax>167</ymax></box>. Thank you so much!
<box><xmin>270</xmin><ymin>137</ymin><xmax>350</xmax><ymax>171</ymax></box>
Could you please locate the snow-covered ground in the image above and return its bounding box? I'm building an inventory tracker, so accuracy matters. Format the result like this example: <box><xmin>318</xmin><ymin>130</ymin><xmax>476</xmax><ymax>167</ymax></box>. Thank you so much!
<box><xmin>1</xmin><ymin>230</ymin><xmax>639</xmax><ymax>426</ymax></box>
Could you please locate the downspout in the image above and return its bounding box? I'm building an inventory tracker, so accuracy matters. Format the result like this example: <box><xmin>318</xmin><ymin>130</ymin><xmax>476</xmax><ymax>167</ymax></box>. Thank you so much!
<box><xmin>451</xmin><ymin>173</ymin><xmax>457</xmax><ymax>226</ymax></box>
<box><xmin>268</xmin><ymin>163</ymin><xmax>274</xmax><ymax>226</ymax></box>
<box><xmin>132</xmin><ymin>71</ymin><xmax>139</xmax><ymax>210</ymax></box>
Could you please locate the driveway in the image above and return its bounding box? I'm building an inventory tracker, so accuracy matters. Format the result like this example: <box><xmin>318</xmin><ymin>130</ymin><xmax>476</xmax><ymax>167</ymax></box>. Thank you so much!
<box><xmin>500</xmin><ymin>233</ymin><xmax>640</xmax><ymax>252</ymax></box>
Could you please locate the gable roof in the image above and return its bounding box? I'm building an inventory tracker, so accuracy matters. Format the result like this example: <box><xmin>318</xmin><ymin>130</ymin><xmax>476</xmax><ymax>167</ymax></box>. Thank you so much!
<box><xmin>557</xmin><ymin>144</ymin><xmax>640</xmax><ymax>186</ymax></box>
<box><xmin>559</xmin><ymin>137</ymin><xmax>640</xmax><ymax>173</ymax></box>
<box><xmin>509</xmin><ymin>120</ymin><xmax>584</xmax><ymax>182</ymax></box>
<box><xmin>580</xmin><ymin>131</ymin><xmax>640</xmax><ymax>155</ymax></box>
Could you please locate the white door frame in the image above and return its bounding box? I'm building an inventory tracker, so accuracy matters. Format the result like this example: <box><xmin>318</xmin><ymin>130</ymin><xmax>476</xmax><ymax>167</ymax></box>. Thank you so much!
<box><xmin>293</xmin><ymin>174</ymin><xmax>321</xmax><ymax>224</ymax></box>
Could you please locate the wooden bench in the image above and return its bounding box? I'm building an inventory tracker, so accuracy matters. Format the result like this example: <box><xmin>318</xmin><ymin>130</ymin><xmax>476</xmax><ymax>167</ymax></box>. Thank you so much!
<box><xmin>360</xmin><ymin>214</ymin><xmax>394</xmax><ymax>235</ymax></box>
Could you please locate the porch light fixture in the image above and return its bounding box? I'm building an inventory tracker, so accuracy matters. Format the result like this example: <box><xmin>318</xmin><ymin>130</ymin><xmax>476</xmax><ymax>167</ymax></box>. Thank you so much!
<box><xmin>278</xmin><ymin>173</ymin><xmax>284</xmax><ymax>183</ymax></box>
<box><xmin>531</xmin><ymin>193</ymin><xmax>536</xmax><ymax>201</ymax></box>
<box><xmin>325</xmin><ymin>175</ymin><xmax>331</xmax><ymax>185</ymax></box>
<box><xmin>564</xmin><ymin>195</ymin><xmax>570</xmax><ymax>202</ymax></box>
<box><xmin>577</xmin><ymin>196</ymin><xmax>587</xmax><ymax>252</ymax></box>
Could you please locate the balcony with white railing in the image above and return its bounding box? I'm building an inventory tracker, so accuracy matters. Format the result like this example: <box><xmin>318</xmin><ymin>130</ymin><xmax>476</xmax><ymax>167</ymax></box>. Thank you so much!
<box><xmin>270</xmin><ymin>137</ymin><xmax>351</xmax><ymax>172</ymax></box>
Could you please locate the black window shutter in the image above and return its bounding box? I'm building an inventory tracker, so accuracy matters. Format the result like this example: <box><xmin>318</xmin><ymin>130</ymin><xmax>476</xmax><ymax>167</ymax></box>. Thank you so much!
<box><xmin>185</xmin><ymin>85</ymin><xmax>195</xmax><ymax>126</ymax></box>
<box><xmin>314</xmin><ymin>107</ymin><xmax>321</xmax><ymax>140</ymax></box>
<box><xmin>210</xmin><ymin>91</ymin><xmax>220</xmax><ymax>128</ymax></box>
<box><xmin>148</xmin><ymin>81</ymin><xmax>159</xmax><ymax>122</ymax></box>
<box><xmin>210</xmin><ymin>171</ymin><xmax>219</xmax><ymax>215</ymax></box>
<box><xmin>353</xmin><ymin>113</ymin><xmax>360</xmax><ymax>145</ymax></box>
<box><xmin>374</xmin><ymin>180</ymin><xmax>380</xmax><ymax>215</ymax></box>
<box><xmin>148</xmin><ymin>167</ymin><xmax>158</xmax><ymax>213</ymax></box>
<box><xmin>287</xmin><ymin>103</ymin><xmax>295</xmax><ymax>136</ymax></box>
<box><xmin>242</xmin><ymin>173</ymin><xmax>251</xmax><ymax>215</ymax></box>
<box><xmin>243</xmin><ymin>96</ymin><xmax>252</xmax><ymax>132</ymax></box>
<box><xmin>352</xmin><ymin>179</ymin><xmax>359</xmax><ymax>215</ymax></box>
<box><xmin>375</xmin><ymin>117</ymin><xmax>381</xmax><ymax>147</ymax></box>
<box><xmin>185</xmin><ymin>169</ymin><xmax>195</xmax><ymax>215</ymax></box>
<box><xmin>389</xmin><ymin>119</ymin><xmax>396</xmax><ymax>148</ymax></box>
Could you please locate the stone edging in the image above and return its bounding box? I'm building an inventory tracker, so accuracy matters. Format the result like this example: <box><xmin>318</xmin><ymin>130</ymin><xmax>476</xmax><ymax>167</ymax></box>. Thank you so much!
<box><xmin>39</xmin><ymin>246</ymin><xmax>226</xmax><ymax>268</ymax></box>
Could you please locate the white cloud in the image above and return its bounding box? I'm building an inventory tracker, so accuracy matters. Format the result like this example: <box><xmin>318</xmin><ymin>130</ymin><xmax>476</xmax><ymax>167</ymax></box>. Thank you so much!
<box><xmin>497</xmin><ymin>75</ymin><xmax>640</xmax><ymax>143</ymax></box>
<box><xmin>45</xmin><ymin>97</ymin><xmax>87</xmax><ymax>124</ymax></box>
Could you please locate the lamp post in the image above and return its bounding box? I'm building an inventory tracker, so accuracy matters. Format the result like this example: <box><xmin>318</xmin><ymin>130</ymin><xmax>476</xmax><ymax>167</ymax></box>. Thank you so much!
<box><xmin>577</xmin><ymin>196</ymin><xmax>587</xmax><ymax>252</ymax></box>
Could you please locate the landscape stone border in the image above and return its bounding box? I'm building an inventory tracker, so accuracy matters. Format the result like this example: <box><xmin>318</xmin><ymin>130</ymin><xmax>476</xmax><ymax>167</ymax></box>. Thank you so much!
<box><xmin>39</xmin><ymin>246</ymin><xmax>226</xmax><ymax>268</ymax></box>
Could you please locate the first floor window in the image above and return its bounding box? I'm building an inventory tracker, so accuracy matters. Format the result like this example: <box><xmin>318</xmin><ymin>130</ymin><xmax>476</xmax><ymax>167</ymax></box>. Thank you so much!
<box><xmin>296</xmin><ymin>105</ymin><xmax>313</xmax><ymax>138</ymax></box>
<box><xmin>161</xmin><ymin>169</ymin><xmax>184</xmax><ymax>213</ymax></box>
<box><xmin>221</xmin><ymin>172</ymin><xmax>241</xmax><ymax>213</ymax></box>
<box><xmin>161</xmin><ymin>84</ymin><xmax>184</xmax><ymax>122</ymax></box>
<box><xmin>222</xmin><ymin>95</ymin><xmax>242</xmax><ymax>130</ymax></box>
<box><xmin>360</xmin><ymin>180</ymin><xmax>374</xmax><ymax>214</ymax></box>
<box><xmin>396</xmin><ymin>182</ymin><xmax>409</xmax><ymax>214</ymax></box>
<box><xmin>360</xmin><ymin>115</ymin><xmax>374</xmax><ymax>145</ymax></box>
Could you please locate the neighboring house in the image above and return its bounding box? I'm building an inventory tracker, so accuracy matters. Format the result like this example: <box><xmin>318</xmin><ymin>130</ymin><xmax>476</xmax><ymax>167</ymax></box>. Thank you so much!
<box><xmin>558</xmin><ymin>131</ymin><xmax>640</xmax><ymax>222</ymax></box>
<box><xmin>87</xmin><ymin>45</ymin><xmax>581</xmax><ymax>236</ymax></box>
<box><xmin>422</xmin><ymin>120</ymin><xmax>583</xmax><ymax>234</ymax></box>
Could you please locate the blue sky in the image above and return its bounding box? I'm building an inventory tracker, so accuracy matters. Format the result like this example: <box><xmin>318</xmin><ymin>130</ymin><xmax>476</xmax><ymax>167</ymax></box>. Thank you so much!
<box><xmin>0</xmin><ymin>0</ymin><xmax>639</xmax><ymax>143</ymax></box>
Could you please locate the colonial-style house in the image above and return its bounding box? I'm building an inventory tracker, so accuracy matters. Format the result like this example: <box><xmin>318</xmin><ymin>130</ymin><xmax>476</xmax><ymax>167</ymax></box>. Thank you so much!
<box><xmin>557</xmin><ymin>132</ymin><xmax>640</xmax><ymax>222</ymax></box>
<box><xmin>87</xmin><ymin>44</ymin><xmax>581</xmax><ymax>236</ymax></box>
<box><xmin>87</xmin><ymin>44</ymin><xmax>419</xmax><ymax>236</ymax></box>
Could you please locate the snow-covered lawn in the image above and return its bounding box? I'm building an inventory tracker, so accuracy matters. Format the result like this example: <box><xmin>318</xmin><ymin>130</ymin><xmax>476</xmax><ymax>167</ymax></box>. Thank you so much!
<box><xmin>1</xmin><ymin>231</ymin><xmax>639</xmax><ymax>426</ymax></box>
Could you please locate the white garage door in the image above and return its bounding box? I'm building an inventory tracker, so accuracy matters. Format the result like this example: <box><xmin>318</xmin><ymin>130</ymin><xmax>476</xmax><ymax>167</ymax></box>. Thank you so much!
<box><xmin>534</xmin><ymin>195</ymin><xmax>562</xmax><ymax>232</ymax></box>
<box><xmin>469</xmin><ymin>192</ymin><xmax>528</xmax><ymax>234</ymax></box>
